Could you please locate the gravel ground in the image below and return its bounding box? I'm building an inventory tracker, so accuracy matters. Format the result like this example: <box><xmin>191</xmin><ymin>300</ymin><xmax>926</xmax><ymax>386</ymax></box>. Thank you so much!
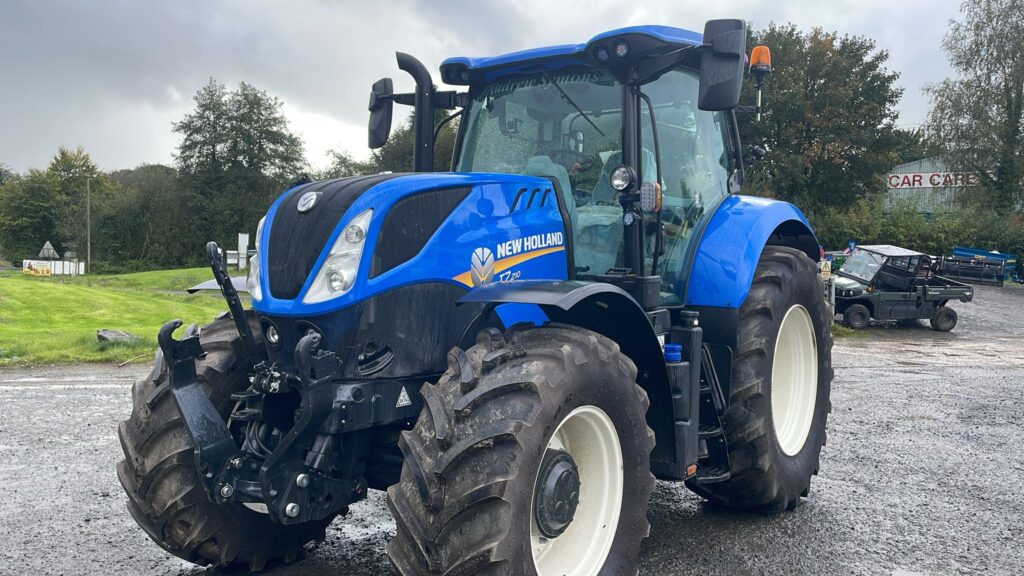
<box><xmin>1</xmin><ymin>284</ymin><xmax>1021</xmax><ymax>576</ymax></box>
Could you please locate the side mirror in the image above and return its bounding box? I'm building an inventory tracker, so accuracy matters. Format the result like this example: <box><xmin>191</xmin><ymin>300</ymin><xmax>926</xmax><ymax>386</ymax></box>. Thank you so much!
<box><xmin>368</xmin><ymin>77</ymin><xmax>394</xmax><ymax>149</ymax></box>
<box><xmin>698</xmin><ymin>19</ymin><xmax>747</xmax><ymax>111</ymax></box>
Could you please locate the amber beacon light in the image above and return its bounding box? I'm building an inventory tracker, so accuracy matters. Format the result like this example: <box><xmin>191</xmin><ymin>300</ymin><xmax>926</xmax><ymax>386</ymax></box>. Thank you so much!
<box><xmin>748</xmin><ymin>45</ymin><xmax>772</xmax><ymax>120</ymax></box>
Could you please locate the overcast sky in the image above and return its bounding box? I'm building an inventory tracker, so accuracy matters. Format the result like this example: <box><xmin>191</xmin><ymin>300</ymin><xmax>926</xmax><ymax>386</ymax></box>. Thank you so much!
<box><xmin>1</xmin><ymin>0</ymin><xmax>964</xmax><ymax>173</ymax></box>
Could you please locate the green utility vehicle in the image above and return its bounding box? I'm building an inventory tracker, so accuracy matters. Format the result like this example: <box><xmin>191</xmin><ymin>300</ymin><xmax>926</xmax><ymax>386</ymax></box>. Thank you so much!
<box><xmin>834</xmin><ymin>245</ymin><xmax>973</xmax><ymax>331</ymax></box>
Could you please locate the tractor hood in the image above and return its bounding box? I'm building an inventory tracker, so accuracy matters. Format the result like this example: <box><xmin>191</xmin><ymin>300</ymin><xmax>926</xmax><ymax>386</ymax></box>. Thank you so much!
<box><xmin>250</xmin><ymin>172</ymin><xmax>572</xmax><ymax>317</ymax></box>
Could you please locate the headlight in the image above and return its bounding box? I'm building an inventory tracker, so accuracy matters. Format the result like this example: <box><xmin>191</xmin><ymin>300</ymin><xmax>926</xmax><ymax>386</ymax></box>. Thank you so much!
<box><xmin>303</xmin><ymin>209</ymin><xmax>373</xmax><ymax>304</ymax></box>
<box><xmin>247</xmin><ymin>217</ymin><xmax>266</xmax><ymax>301</ymax></box>
<box><xmin>247</xmin><ymin>254</ymin><xmax>262</xmax><ymax>301</ymax></box>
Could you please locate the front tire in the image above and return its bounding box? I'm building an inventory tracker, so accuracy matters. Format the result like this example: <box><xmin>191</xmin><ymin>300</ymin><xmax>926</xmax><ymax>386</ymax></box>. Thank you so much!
<box><xmin>687</xmin><ymin>246</ymin><xmax>833</xmax><ymax>511</ymax></box>
<box><xmin>843</xmin><ymin>303</ymin><xmax>871</xmax><ymax>329</ymax></box>
<box><xmin>387</xmin><ymin>324</ymin><xmax>655</xmax><ymax>575</ymax></box>
<box><xmin>116</xmin><ymin>316</ymin><xmax>333</xmax><ymax>570</ymax></box>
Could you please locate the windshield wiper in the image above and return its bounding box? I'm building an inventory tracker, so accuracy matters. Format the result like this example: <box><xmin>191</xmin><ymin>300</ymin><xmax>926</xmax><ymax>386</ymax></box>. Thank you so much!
<box><xmin>537</xmin><ymin>68</ymin><xmax>604</xmax><ymax>136</ymax></box>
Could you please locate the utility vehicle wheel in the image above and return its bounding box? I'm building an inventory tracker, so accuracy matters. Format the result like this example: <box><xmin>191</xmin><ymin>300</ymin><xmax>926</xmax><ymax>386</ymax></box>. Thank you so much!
<box><xmin>387</xmin><ymin>324</ymin><xmax>655</xmax><ymax>576</ymax></box>
<box><xmin>116</xmin><ymin>315</ymin><xmax>333</xmax><ymax>570</ymax></box>
<box><xmin>843</xmin><ymin>304</ymin><xmax>871</xmax><ymax>329</ymax></box>
<box><xmin>930</xmin><ymin>306</ymin><xmax>957</xmax><ymax>332</ymax></box>
<box><xmin>687</xmin><ymin>246</ymin><xmax>833</xmax><ymax>511</ymax></box>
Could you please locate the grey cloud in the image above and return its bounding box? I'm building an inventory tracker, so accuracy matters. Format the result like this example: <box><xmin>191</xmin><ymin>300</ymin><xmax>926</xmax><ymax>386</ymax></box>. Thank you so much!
<box><xmin>1</xmin><ymin>0</ymin><xmax>959</xmax><ymax>172</ymax></box>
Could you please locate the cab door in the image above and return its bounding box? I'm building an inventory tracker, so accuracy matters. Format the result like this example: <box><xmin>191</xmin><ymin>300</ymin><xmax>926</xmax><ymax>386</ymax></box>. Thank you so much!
<box><xmin>639</xmin><ymin>68</ymin><xmax>734</xmax><ymax>304</ymax></box>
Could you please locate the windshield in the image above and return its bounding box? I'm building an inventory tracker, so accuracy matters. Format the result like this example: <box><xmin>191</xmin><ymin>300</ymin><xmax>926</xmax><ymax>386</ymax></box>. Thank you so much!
<box><xmin>456</xmin><ymin>67</ymin><xmax>627</xmax><ymax>276</ymax></box>
<box><xmin>457</xmin><ymin>67</ymin><xmax>622</xmax><ymax>195</ymax></box>
<box><xmin>839</xmin><ymin>250</ymin><xmax>886</xmax><ymax>282</ymax></box>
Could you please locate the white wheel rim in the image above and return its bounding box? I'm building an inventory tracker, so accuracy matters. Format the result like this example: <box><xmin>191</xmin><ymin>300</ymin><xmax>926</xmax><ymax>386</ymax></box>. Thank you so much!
<box><xmin>531</xmin><ymin>405</ymin><xmax>623</xmax><ymax>576</ymax></box>
<box><xmin>771</xmin><ymin>304</ymin><xmax>818</xmax><ymax>456</ymax></box>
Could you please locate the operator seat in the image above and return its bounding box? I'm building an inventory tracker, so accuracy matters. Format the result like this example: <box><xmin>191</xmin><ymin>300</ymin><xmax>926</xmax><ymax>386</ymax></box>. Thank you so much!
<box><xmin>524</xmin><ymin>155</ymin><xmax>576</xmax><ymax>224</ymax></box>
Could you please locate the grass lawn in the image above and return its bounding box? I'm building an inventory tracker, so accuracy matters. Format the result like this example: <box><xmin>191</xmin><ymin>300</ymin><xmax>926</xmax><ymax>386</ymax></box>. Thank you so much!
<box><xmin>0</xmin><ymin>268</ymin><xmax>230</xmax><ymax>366</ymax></box>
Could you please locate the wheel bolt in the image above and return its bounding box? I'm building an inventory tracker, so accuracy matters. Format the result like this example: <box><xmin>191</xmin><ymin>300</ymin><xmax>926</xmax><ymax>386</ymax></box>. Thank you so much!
<box><xmin>285</xmin><ymin>503</ymin><xmax>300</xmax><ymax>518</ymax></box>
<box><xmin>219</xmin><ymin>484</ymin><xmax>234</xmax><ymax>498</ymax></box>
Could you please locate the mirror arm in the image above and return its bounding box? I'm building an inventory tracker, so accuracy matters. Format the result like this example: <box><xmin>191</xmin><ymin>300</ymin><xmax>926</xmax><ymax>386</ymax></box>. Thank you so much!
<box><xmin>434</xmin><ymin>90</ymin><xmax>468</xmax><ymax>110</ymax></box>
<box><xmin>391</xmin><ymin>93</ymin><xmax>416</xmax><ymax>106</ymax></box>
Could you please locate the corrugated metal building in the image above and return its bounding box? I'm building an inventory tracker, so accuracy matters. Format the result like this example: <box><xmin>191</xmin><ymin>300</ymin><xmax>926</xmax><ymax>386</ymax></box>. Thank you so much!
<box><xmin>885</xmin><ymin>156</ymin><xmax>977</xmax><ymax>214</ymax></box>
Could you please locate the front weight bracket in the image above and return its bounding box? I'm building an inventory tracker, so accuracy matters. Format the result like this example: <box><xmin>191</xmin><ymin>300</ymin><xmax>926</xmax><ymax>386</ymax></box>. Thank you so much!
<box><xmin>158</xmin><ymin>320</ymin><xmax>240</xmax><ymax>499</ymax></box>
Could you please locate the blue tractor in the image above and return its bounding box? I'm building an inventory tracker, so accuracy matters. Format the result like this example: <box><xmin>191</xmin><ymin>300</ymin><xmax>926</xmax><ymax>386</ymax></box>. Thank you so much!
<box><xmin>118</xmin><ymin>20</ymin><xmax>833</xmax><ymax>575</ymax></box>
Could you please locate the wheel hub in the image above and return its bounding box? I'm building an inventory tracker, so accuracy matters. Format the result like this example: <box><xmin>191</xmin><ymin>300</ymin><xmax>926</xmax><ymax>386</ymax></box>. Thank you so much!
<box><xmin>533</xmin><ymin>449</ymin><xmax>581</xmax><ymax>538</ymax></box>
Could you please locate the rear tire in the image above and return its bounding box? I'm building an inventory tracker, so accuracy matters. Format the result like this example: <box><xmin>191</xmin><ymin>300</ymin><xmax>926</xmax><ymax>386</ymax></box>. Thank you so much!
<box><xmin>387</xmin><ymin>324</ymin><xmax>655</xmax><ymax>575</ymax></box>
<box><xmin>687</xmin><ymin>246</ymin><xmax>833</xmax><ymax>511</ymax></box>
<box><xmin>843</xmin><ymin>303</ymin><xmax>871</xmax><ymax>329</ymax></box>
<box><xmin>930</xmin><ymin>306</ymin><xmax>957</xmax><ymax>332</ymax></box>
<box><xmin>116</xmin><ymin>316</ymin><xmax>333</xmax><ymax>570</ymax></box>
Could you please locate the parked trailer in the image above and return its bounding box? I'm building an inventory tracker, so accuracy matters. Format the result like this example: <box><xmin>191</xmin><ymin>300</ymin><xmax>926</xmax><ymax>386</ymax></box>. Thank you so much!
<box><xmin>951</xmin><ymin>246</ymin><xmax>1018</xmax><ymax>283</ymax></box>
<box><xmin>936</xmin><ymin>255</ymin><xmax>1006</xmax><ymax>287</ymax></box>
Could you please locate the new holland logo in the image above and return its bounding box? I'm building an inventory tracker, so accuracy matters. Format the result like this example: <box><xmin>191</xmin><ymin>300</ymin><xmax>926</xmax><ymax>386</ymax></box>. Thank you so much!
<box><xmin>470</xmin><ymin>247</ymin><xmax>495</xmax><ymax>287</ymax></box>
<box><xmin>297</xmin><ymin>191</ymin><xmax>321</xmax><ymax>213</ymax></box>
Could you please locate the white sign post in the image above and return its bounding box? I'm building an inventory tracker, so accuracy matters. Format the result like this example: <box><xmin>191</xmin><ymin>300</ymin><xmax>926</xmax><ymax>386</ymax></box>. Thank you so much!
<box><xmin>238</xmin><ymin>233</ymin><xmax>250</xmax><ymax>270</ymax></box>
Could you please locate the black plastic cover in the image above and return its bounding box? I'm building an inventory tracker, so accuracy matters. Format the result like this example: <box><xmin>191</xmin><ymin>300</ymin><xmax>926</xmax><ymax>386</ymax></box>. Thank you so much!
<box><xmin>268</xmin><ymin>174</ymin><xmax>402</xmax><ymax>300</ymax></box>
<box><xmin>370</xmin><ymin>187</ymin><xmax>470</xmax><ymax>278</ymax></box>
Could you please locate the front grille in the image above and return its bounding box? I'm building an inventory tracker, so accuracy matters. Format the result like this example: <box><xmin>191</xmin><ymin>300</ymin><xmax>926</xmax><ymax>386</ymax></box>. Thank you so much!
<box><xmin>369</xmin><ymin>187</ymin><xmax>471</xmax><ymax>278</ymax></box>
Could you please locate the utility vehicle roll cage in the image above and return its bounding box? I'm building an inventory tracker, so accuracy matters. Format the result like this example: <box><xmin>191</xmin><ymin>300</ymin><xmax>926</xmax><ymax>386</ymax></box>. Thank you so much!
<box><xmin>838</xmin><ymin>245</ymin><xmax>936</xmax><ymax>291</ymax></box>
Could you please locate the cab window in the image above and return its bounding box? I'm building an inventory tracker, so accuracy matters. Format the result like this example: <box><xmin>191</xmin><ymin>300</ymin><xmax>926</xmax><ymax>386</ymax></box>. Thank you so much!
<box><xmin>640</xmin><ymin>69</ymin><xmax>732</xmax><ymax>302</ymax></box>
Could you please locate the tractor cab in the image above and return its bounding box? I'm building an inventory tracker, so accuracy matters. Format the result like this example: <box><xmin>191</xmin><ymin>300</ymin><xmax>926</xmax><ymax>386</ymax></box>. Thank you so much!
<box><xmin>369</xmin><ymin>22</ymin><xmax>763</xmax><ymax>307</ymax></box>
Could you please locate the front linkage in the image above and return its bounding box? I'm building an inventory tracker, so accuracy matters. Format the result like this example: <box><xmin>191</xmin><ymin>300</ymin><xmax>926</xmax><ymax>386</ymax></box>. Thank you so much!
<box><xmin>157</xmin><ymin>242</ymin><xmax>418</xmax><ymax>526</ymax></box>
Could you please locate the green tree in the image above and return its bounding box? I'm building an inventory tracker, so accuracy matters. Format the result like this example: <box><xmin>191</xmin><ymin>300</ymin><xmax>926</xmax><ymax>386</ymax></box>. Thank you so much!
<box><xmin>926</xmin><ymin>0</ymin><xmax>1024</xmax><ymax>212</ymax></box>
<box><xmin>0</xmin><ymin>163</ymin><xmax>16</xmax><ymax>186</ymax></box>
<box><xmin>225</xmin><ymin>82</ymin><xmax>306</xmax><ymax>179</ymax></box>
<box><xmin>174</xmin><ymin>79</ymin><xmax>306</xmax><ymax>247</ymax></box>
<box><xmin>738</xmin><ymin>25</ymin><xmax>904</xmax><ymax>212</ymax></box>
<box><xmin>46</xmin><ymin>146</ymin><xmax>107</xmax><ymax>259</ymax></box>
<box><xmin>0</xmin><ymin>169</ymin><xmax>61</xmax><ymax>262</ymax></box>
<box><xmin>318</xmin><ymin>149</ymin><xmax>373</xmax><ymax>179</ymax></box>
<box><xmin>317</xmin><ymin>111</ymin><xmax>459</xmax><ymax>179</ymax></box>
<box><xmin>105</xmin><ymin>164</ymin><xmax>199</xmax><ymax>269</ymax></box>
<box><xmin>174</xmin><ymin>80</ymin><xmax>231</xmax><ymax>178</ymax></box>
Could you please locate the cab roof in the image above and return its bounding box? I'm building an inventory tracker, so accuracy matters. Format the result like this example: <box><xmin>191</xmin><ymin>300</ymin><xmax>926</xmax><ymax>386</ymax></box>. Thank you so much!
<box><xmin>858</xmin><ymin>245</ymin><xmax>926</xmax><ymax>257</ymax></box>
<box><xmin>439</xmin><ymin>25</ymin><xmax>703</xmax><ymax>85</ymax></box>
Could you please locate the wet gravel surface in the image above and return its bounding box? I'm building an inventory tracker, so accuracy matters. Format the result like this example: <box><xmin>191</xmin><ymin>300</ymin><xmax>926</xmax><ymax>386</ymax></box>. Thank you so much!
<box><xmin>1</xmin><ymin>284</ymin><xmax>1022</xmax><ymax>576</ymax></box>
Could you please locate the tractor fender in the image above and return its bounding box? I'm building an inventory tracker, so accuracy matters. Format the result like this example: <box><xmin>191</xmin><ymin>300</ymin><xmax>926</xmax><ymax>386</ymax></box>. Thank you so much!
<box><xmin>459</xmin><ymin>281</ymin><xmax>680</xmax><ymax>476</ymax></box>
<box><xmin>686</xmin><ymin>195</ymin><xmax>819</xmax><ymax>309</ymax></box>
